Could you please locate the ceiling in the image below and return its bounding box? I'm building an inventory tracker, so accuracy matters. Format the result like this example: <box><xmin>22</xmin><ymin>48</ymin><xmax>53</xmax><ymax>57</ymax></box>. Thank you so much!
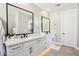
<box><xmin>34</xmin><ymin>3</ymin><xmax>78</xmax><ymax>12</ymax></box>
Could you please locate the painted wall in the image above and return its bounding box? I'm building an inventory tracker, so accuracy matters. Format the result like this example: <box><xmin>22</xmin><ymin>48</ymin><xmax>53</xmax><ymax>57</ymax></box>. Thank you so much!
<box><xmin>12</xmin><ymin>3</ymin><xmax>49</xmax><ymax>34</ymax></box>
<box><xmin>50</xmin><ymin>12</ymin><xmax>61</xmax><ymax>42</ymax></box>
<box><xmin>77</xmin><ymin>4</ymin><xmax>79</xmax><ymax>48</ymax></box>
<box><xmin>0</xmin><ymin>3</ymin><xmax>6</xmax><ymax>31</ymax></box>
<box><xmin>0</xmin><ymin>3</ymin><xmax>49</xmax><ymax>35</ymax></box>
<box><xmin>0</xmin><ymin>3</ymin><xmax>78</xmax><ymax>48</ymax></box>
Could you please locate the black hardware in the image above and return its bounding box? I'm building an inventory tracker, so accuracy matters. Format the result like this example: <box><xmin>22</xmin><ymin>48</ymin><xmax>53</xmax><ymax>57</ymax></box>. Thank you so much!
<box><xmin>29</xmin><ymin>47</ymin><xmax>33</xmax><ymax>56</ymax></box>
<box><xmin>62</xmin><ymin>33</ymin><xmax>65</xmax><ymax>35</ymax></box>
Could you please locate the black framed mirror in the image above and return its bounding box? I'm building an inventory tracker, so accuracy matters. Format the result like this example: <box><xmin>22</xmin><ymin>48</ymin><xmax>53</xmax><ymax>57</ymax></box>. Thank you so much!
<box><xmin>6</xmin><ymin>3</ymin><xmax>34</xmax><ymax>36</ymax></box>
<box><xmin>41</xmin><ymin>16</ymin><xmax>50</xmax><ymax>33</ymax></box>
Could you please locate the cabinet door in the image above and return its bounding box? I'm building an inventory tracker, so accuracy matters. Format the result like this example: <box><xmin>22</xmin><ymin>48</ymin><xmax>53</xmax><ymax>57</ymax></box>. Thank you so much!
<box><xmin>46</xmin><ymin>34</ymin><xmax>53</xmax><ymax>47</ymax></box>
<box><xmin>29</xmin><ymin>43</ymin><xmax>39</xmax><ymax>56</ymax></box>
<box><xmin>37</xmin><ymin>38</ymin><xmax>47</xmax><ymax>53</ymax></box>
<box><xmin>7</xmin><ymin>44</ymin><xmax>22</xmax><ymax>54</ymax></box>
<box><xmin>11</xmin><ymin>47</ymin><xmax>30</xmax><ymax>56</ymax></box>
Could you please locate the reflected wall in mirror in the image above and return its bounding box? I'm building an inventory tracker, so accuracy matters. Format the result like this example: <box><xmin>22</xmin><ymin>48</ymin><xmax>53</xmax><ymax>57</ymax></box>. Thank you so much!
<box><xmin>6</xmin><ymin>3</ymin><xmax>33</xmax><ymax>36</ymax></box>
<box><xmin>41</xmin><ymin>16</ymin><xmax>50</xmax><ymax>33</ymax></box>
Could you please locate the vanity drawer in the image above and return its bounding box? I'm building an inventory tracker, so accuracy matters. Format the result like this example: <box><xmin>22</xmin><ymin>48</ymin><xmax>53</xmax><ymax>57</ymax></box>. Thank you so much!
<box><xmin>23</xmin><ymin>40</ymin><xmax>37</xmax><ymax>48</ymax></box>
<box><xmin>37</xmin><ymin>37</ymin><xmax>46</xmax><ymax>42</ymax></box>
<box><xmin>7</xmin><ymin>44</ymin><xmax>23</xmax><ymax>53</ymax></box>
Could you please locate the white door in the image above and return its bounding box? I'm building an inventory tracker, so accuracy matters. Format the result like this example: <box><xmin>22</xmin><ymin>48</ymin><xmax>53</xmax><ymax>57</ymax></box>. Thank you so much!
<box><xmin>61</xmin><ymin>8</ymin><xmax>77</xmax><ymax>47</ymax></box>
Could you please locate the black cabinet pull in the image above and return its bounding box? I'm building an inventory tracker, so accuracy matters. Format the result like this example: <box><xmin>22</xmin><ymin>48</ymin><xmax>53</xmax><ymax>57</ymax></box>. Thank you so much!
<box><xmin>12</xmin><ymin>46</ymin><xmax>21</xmax><ymax>50</ymax></box>
<box><xmin>62</xmin><ymin>33</ymin><xmax>65</xmax><ymax>35</ymax></box>
<box><xmin>29</xmin><ymin>47</ymin><xmax>33</xmax><ymax>56</ymax></box>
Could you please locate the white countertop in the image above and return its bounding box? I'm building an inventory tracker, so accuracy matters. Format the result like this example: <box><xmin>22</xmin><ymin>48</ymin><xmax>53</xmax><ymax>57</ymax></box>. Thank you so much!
<box><xmin>5</xmin><ymin>33</ymin><xmax>46</xmax><ymax>47</ymax></box>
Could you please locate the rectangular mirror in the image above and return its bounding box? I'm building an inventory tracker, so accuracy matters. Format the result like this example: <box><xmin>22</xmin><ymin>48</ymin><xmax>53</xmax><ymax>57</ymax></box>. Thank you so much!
<box><xmin>41</xmin><ymin>16</ymin><xmax>50</xmax><ymax>33</ymax></box>
<box><xmin>6</xmin><ymin>3</ymin><xmax>34</xmax><ymax>36</ymax></box>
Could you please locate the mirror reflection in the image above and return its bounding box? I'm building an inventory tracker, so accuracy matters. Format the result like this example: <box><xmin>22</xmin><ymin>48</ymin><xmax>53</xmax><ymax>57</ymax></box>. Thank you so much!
<box><xmin>41</xmin><ymin>16</ymin><xmax>50</xmax><ymax>33</ymax></box>
<box><xmin>7</xmin><ymin>4</ymin><xmax>33</xmax><ymax>35</ymax></box>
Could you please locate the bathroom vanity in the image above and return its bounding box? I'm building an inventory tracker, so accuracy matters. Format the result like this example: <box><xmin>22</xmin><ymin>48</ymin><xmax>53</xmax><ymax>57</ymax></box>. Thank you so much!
<box><xmin>4</xmin><ymin>3</ymin><xmax>53</xmax><ymax>56</ymax></box>
<box><xmin>5</xmin><ymin>34</ymin><xmax>53</xmax><ymax>56</ymax></box>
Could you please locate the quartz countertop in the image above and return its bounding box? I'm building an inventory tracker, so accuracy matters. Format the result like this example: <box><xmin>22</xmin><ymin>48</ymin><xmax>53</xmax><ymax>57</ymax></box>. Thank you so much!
<box><xmin>5</xmin><ymin>33</ymin><xmax>46</xmax><ymax>47</ymax></box>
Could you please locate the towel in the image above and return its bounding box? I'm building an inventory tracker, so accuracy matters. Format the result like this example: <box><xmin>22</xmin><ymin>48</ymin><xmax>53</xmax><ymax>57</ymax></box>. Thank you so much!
<box><xmin>0</xmin><ymin>19</ymin><xmax>6</xmax><ymax>56</ymax></box>
<box><xmin>0</xmin><ymin>41</ymin><xmax>4</xmax><ymax>56</ymax></box>
<box><xmin>0</xmin><ymin>41</ymin><xmax>7</xmax><ymax>56</ymax></box>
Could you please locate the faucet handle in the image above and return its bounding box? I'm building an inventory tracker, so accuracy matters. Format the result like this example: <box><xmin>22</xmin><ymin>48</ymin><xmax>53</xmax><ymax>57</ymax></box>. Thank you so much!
<box><xmin>25</xmin><ymin>34</ymin><xmax>28</xmax><ymax>38</ymax></box>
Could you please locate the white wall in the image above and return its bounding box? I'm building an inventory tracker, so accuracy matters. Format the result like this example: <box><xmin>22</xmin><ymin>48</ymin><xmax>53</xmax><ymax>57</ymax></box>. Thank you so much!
<box><xmin>77</xmin><ymin>4</ymin><xmax>79</xmax><ymax>48</ymax></box>
<box><xmin>0</xmin><ymin>3</ymin><xmax>49</xmax><ymax>34</ymax></box>
<box><xmin>0</xmin><ymin>3</ymin><xmax>6</xmax><ymax>31</ymax></box>
<box><xmin>11</xmin><ymin>3</ymin><xmax>49</xmax><ymax>34</ymax></box>
<box><xmin>1</xmin><ymin>3</ymin><xmax>78</xmax><ymax>48</ymax></box>
<box><xmin>50</xmin><ymin>12</ymin><xmax>61</xmax><ymax>42</ymax></box>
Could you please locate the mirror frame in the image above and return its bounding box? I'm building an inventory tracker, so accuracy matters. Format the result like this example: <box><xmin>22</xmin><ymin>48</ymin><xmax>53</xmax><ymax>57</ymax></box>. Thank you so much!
<box><xmin>41</xmin><ymin>16</ymin><xmax>50</xmax><ymax>33</ymax></box>
<box><xmin>6</xmin><ymin>3</ymin><xmax>34</xmax><ymax>36</ymax></box>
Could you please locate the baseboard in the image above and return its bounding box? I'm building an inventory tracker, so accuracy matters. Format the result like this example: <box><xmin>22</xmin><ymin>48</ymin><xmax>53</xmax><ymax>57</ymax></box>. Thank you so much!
<box><xmin>54</xmin><ymin>42</ymin><xmax>63</xmax><ymax>46</ymax></box>
<box><xmin>54</xmin><ymin>42</ymin><xmax>79</xmax><ymax>50</ymax></box>
<box><xmin>75</xmin><ymin>47</ymin><xmax>79</xmax><ymax>50</ymax></box>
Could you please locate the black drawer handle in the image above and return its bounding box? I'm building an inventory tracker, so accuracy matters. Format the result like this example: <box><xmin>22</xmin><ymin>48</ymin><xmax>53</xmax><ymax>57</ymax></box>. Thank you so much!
<box><xmin>29</xmin><ymin>47</ymin><xmax>33</xmax><ymax>53</ymax></box>
<box><xmin>12</xmin><ymin>46</ymin><xmax>21</xmax><ymax>50</ymax></box>
<box><xmin>29</xmin><ymin>47</ymin><xmax>33</xmax><ymax>56</ymax></box>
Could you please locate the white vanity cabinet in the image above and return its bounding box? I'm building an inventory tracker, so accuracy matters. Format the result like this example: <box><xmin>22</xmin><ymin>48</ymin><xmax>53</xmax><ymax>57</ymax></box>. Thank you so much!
<box><xmin>6</xmin><ymin>34</ymin><xmax>53</xmax><ymax>56</ymax></box>
<box><xmin>23</xmin><ymin>40</ymin><xmax>39</xmax><ymax>56</ymax></box>
<box><xmin>6</xmin><ymin>40</ymin><xmax>38</xmax><ymax>56</ymax></box>
<box><xmin>10</xmin><ymin>47</ymin><xmax>30</xmax><ymax>56</ymax></box>
<box><xmin>6</xmin><ymin>44</ymin><xmax>28</xmax><ymax>56</ymax></box>
<box><xmin>29</xmin><ymin>43</ymin><xmax>39</xmax><ymax>56</ymax></box>
<box><xmin>38</xmin><ymin>37</ymin><xmax>48</xmax><ymax>52</ymax></box>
